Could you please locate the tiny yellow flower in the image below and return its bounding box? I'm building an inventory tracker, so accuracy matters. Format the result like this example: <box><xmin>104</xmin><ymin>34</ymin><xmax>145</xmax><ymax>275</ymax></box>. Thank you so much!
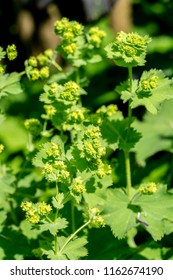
<box><xmin>28</xmin><ymin>56</ymin><xmax>37</xmax><ymax>67</ymax></box>
<box><xmin>44</xmin><ymin>104</ymin><xmax>56</xmax><ymax>117</ymax></box>
<box><xmin>0</xmin><ymin>144</ymin><xmax>4</xmax><ymax>153</ymax></box>
<box><xmin>139</xmin><ymin>182</ymin><xmax>157</xmax><ymax>194</ymax></box>
<box><xmin>0</xmin><ymin>65</ymin><xmax>4</xmax><ymax>74</ymax></box>
<box><xmin>6</xmin><ymin>44</ymin><xmax>17</xmax><ymax>60</ymax></box>
<box><xmin>27</xmin><ymin>213</ymin><xmax>40</xmax><ymax>224</ymax></box>
<box><xmin>21</xmin><ymin>201</ymin><xmax>32</xmax><ymax>211</ymax></box>
<box><xmin>30</xmin><ymin>68</ymin><xmax>40</xmax><ymax>80</ymax></box>
<box><xmin>40</xmin><ymin>66</ymin><xmax>49</xmax><ymax>79</ymax></box>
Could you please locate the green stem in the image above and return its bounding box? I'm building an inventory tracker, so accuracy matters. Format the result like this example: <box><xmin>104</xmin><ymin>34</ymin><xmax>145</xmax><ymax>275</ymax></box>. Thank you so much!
<box><xmin>50</xmin><ymin>59</ymin><xmax>62</xmax><ymax>71</ymax></box>
<box><xmin>124</xmin><ymin>66</ymin><xmax>133</xmax><ymax>198</ymax></box>
<box><xmin>124</xmin><ymin>150</ymin><xmax>132</xmax><ymax>198</ymax></box>
<box><xmin>59</xmin><ymin>219</ymin><xmax>91</xmax><ymax>254</ymax></box>
<box><xmin>27</xmin><ymin>133</ymin><xmax>34</xmax><ymax>151</ymax></box>
<box><xmin>55</xmin><ymin>181</ymin><xmax>59</xmax><ymax>198</ymax></box>
<box><xmin>75</xmin><ymin>68</ymin><xmax>80</xmax><ymax>84</ymax></box>
<box><xmin>54</xmin><ymin>181</ymin><xmax>59</xmax><ymax>254</ymax></box>
<box><xmin>71</xmin><ymin>201</ymin><xmax>75</xmax><ymax>232</ymax></box>
<box><xmin>128</xmin><ymin>66</ymin><xmax>133</xmax><ymax>122</ymax></box>
<box><xmin>128</xmin><ymin>67</ymin><xmax>133</xmax><ymax>92</ymax></box>
<box><xmin>54</xmin><ymin>236</ymin><xmax>58</xmax><ymax>255</ymax></box>
<box><xmin>9</xmin><ymin>198</ymin><xmax>18</xmax><ymax>225</ymax></box>
<box><xmin>42</xmin><ymin>120</ymin><xmax>48</xmax><ymax>134</ymax></box>
<box><xmin>19</xmin><ymin>71</ymin><xmax>26</xmax><ymax>77</ymax></box>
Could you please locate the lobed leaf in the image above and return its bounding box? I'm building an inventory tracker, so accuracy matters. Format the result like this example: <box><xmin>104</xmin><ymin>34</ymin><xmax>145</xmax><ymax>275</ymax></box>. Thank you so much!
<box><xmin>132</xmin><ymin>184</ymin><xmax>173</xmax><ymax>240</ymax></box>
<box><xmin>101</xmin><ymin>188</ymin><xmax>138</xmax><ymax>239</ymax></box>
<box><xmin>58</xmin><ymin>236</ymin><xmax>88</xmax><ymax>260</ymax></box>
<box><xmin>133</xmin><ymin>99</ymin><xmax>173</xmax><ymax>164</ymax></box>
<box><xmin>101</xmin><ymin>118</ymin><xmax>141</xmax><ymax>151</ymax></box>
<box><xmin>40</xmin><ymin>217</ymin><xmax>68</xmax><ymax>236</ymax></box>
<box><xmin>0</xmin><ymin>72</ymin><xmax>23</xmax><ymax>98</ymax></box>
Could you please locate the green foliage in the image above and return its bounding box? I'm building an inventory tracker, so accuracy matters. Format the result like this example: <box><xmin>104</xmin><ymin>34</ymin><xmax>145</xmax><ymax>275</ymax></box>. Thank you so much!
<box><xmin>0</xmin><ymin>72</ymin><xmax>22</xmax><ymax>99</ymax></box>
<box><xmin>105</xmin><ymin>31</ymin><xmax>151</xmax><ymax>67</ymax></box>
<box><xmin>132</xmin><ymin>184</ymin><xmax>173</xmax><ymax>240</ymax></box>
<box><xmin>116</xmin><ymin>69</ymin><xmax>173</xmax><ymax>114</ymax></box>
<box><xmin>133</xmin><ymin>99</ymin><xmax>173</xmax><ymax>164</ymax></box>
<box><xmin>1</xmin><ymin>16</ymin><xmax>173</xmax><ymax>260</ymax></box>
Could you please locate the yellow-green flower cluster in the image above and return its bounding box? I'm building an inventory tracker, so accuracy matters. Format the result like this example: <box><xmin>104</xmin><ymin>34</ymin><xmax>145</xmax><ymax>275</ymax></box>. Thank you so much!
<box><xmin>80</xmin><ymin>126</ymin><xmax>106</xmax><ymax>161</ymax></box>
<box><xmin>24</xmin><ymin>118</ymin><xmax>42</xmax><ymax>137</ymax></box>
<box><xmin>25</xmin><ymin>49</ymin><xmax>53</xmax><ymax>80</ymax></box>
<box><xmin>70</xmin><ymin>176</ymin><xmax>86</xmax><ymax>196</ymax></box>
<box><xmin>0</xmin><ymin>65</ymin><xmax>5</xmax><ymax>74</ymax></box>
<box><xmin>85</xmin><ymin>125</ymin><xmax>101</xmax><ymax>139</ymax></box>
<box><xmin>6</xmin><ymin>44</ymin><xmax>17</xmax><ymax>60</ymax></box>
<box><xmin>42</xmin><ymin>82</ymin><xmax>63</xmax><ymax>101</ymax></box>
<box><xmin>45</xmin><ymin>142</ymin><xmax>61</xmax><ymax>158</ymax></box>
<box><xmin>78</xmin><ymin>125</ymin><xmax>112</xmax><ymax>178</ymax></box>
<box><xmin>140</xmin><ymin>75</ymin><xmax>159</xmax><ymax>92</ymax></box>
<box><xmin>96</xmin><ymin>160</ymin><xmax>112</xmax><ymax>178</ymax></box>
<box><xmin>88</xmin><ymin>207</ymin><xmax>105</xmax><ymax>228</ymax></box>
<box><xmin>47</xmin><ymin>82</ymin><xmax>60</xmax><ymax>95</ymax></box>
<box><xmin>28</xmin><ymin>56</ymin><xmax>37</xmax><ymax>67</ymax></box>
<box><xmin>54</xmin><ymin>17</ymin><xmax>84</xmax><ymax>37</ymax></box>
<box><xmin>33</xmin><ymin>139</ymin><xmax>70</xmax><ymax>183</ymax></box>
<box><xmin>105</xmin><ymin>31</ymin><xmax>151</xmax><ymax>67</ymax></box>
<box><xmin>44</xmin><ymin>104</ymin><xmax>56</xmax><ymax>118</ymax></box>
<box><xmin>139</xmin><ymin>182</ymin><xmax>157</xmax><ymax>195</ymax></box>
<box><xmin>60</xmin><ymin>81</ymin><xmax>80</xmax><ymax>102</ymax></box>
<box><xmin>88</xmin><ymin>27</ymin><xmax>106</xmax><ymax>48</ymax></box>
<box><xmin>68</xmin><ymin>108</ymin><xmax>85</xmax><ymax>123</ymax></box>
<box><xmin>63</xmin><ymin>107</ymin><xmax>87</xmax><ymax>130</ymax></box>
<box><xmin>39</xmin><ymin>66</ymin><xmax>49</xmax><ymax>79</ymax></box>
<box><xmin>54</xmin><ymin>17</ymin><xmax>84</xmax><ymax>58</ymax></box>
<box><xmin>21</xmin><ymin>201</ymin><xmax>52</xmax><ymax>224</ymax></box>
<box><xmin>42</xmin><ymin>159</ymin><xmax>70</xmax><ymax>183</ymax></box>
<box><xmin>0</xmin><ymin>144</ymin><xmax>4</xmax><ymax>153</ymax></box>
<box><xmin>62</xmin><ymin>43</ymin><xmax>77</xmax><ymax>56</ymax></box>
<box><xmin>95</xmin><ymin>104</ymin><xmax>118</xmax><ymax>124</ymax></box>
<box><xmin>37</xmin><ymin>49</ymin><xmax>54</xmax><ymax>66</ymax></box>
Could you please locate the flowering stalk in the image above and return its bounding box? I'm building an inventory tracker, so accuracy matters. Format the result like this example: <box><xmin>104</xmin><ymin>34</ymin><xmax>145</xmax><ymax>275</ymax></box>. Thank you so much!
<box><xmin>105</xmin><ymin>31</ymin><xmax>152</xmax><ymax>198</ymax></box>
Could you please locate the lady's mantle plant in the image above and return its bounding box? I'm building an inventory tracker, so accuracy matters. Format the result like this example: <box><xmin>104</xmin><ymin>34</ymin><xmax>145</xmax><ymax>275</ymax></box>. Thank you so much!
<box><xmin>103</xmin><ymin>31</ymin><xmax>173</xmax><ymax>241</ymax></box>
<box><xmin>1</xmin><ymin>17</ymin><xmax>173</xmax><ymax>260</ymax></box>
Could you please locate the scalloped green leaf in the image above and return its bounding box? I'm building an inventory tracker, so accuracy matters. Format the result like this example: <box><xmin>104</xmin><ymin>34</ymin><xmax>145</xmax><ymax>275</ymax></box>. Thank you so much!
<box><xmin>133</xmin><ymin>99</ymin><xmax>173</xmax><ymax>164</ymax></box>
<box><xmin>58</xmin><ymin>236</ymin><xmax>88</xmax><ymax>260</ymax></box>
<box><xmin>131</xmin><ymin>69</ymin><xmax>173</xmax><ymax>114</ymax></box>
<box><xmin>101</xmin><ymin>118</ymin><xmax>141</xmax><ymax>151</ymax></box>
<box><xmin>42</xmin><ymin>236</ymin><xmax>88</xmax><ymax>260</ymax></box>
<box><xmin>132</xmin><ymin>184</ymin><xmax>173</xmax><ymax>240</ymax></box>
<box><xmin>20</xmin><ymin>220</ymin><xmax>41</xmax><ymax>239</ymax></box>
<box><xmin>0</xmin><ymin>72</ymin><xmax>22</xmax><ymax>98</ymax></box>
<box><xmin>52</xmin><ymin>194</ymin><xmax>64</xmax><ymax>210</ymax></box>
<box><xmin>102</xmin><ymin>189</ymin><xmax>139</xmax><ymax>239</ymax></box>
<box><xmin>40</xmin><ymin>217</ymin><xmax>68</xmax><ymax>236</ymax></box>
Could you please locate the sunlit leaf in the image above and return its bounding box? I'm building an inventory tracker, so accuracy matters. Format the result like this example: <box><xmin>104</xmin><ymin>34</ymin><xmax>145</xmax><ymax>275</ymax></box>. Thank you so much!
<box><xmin>132</xmin><ymin>184</ymin><xmax>173</xmax><ymax>240</ymax></box>
<box><xmin>101</xmin><ymin>189</ymin><xmax>138</xmax><ymax>239</ymax></box>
